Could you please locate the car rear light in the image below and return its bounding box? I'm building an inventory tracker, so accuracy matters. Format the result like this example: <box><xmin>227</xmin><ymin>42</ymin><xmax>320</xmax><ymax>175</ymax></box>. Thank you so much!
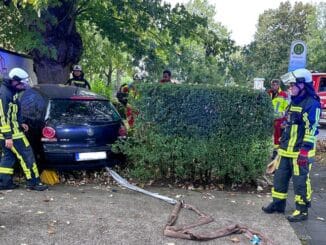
<box><xmin>41</xmin><ymin>126</ymin><xmax>57</xmax><ymax>142</ymax></box>
<box><xmin>118</xmin><ymin>125</ymin><xmax>127</xmax><ymax>139</ymax></box>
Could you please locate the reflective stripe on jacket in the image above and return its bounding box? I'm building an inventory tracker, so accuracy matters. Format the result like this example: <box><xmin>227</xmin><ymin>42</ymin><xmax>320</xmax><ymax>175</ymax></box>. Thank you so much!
<box><xmin>279</xmin><ymin>95</ymin><xmax>321</xmax><ymax>158</ymax></box>
<box><xmin>0</xmin><ymin>81</ymin><xmax>24</xmax><ymax>139</ymax></box>
<box><xmin>268</xmin><ymin>89</ymin><xmax>289</xmax><ymax>119</ymax></box>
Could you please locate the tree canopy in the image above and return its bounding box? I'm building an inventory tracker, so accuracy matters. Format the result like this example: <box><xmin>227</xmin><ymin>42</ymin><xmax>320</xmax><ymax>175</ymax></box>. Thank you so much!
<box><xmin>0</xmin><ymin>0</ymin><xmax>325</xmax><ymax>86</ymax></box>
<box><xmin>0</xmin><ymin>0</ymin><xmax>206</xmax><ymax>83</ymax></box>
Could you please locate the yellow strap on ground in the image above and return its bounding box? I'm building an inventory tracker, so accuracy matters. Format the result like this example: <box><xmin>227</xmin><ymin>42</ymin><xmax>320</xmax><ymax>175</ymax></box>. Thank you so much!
<box><xmin>40</xmin><ymin>169</ymin><xmax>60</xmax><ymax>185</ymax></box>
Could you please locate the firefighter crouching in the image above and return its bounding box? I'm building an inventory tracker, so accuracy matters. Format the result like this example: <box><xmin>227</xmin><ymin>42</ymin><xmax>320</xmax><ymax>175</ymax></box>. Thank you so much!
<box><xmin>0</xmin><ymin>68</ymin><xmax>48</xmax><ymax>191</ymax></box>
<box><xmin>268</xmin><ymin>79</ymin><xmax>289</xmax><ymax>160</ymax></box>
<box><xmin>262</xmin><ymin>68</ymin><xmax>321</xmax><ymax>222</ymax></box>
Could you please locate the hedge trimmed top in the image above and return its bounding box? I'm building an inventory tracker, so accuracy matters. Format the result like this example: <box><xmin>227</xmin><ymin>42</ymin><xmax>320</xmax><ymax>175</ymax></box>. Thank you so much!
<box><xmin>133</xmin><ymin>83</ymin><xmax>274</xmax><ymax>139</ymax></box>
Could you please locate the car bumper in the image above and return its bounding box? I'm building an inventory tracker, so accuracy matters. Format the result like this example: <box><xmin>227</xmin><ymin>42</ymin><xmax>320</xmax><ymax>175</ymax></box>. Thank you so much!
<box><xmin>40</xmin><ymin>145</ymin><xmax>122</xmax><ymax>170</ymax></box>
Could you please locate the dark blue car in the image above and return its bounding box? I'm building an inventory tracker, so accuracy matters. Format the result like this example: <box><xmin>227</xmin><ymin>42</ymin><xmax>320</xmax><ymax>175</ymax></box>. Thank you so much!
<box><xmin>20</xmin><ymin>84</ymin><xmax>126</xmax><ymax>170</ymax></box>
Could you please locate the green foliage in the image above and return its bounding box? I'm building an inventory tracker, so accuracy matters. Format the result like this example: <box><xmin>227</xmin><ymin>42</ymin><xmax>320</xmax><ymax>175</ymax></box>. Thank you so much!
<box><xmin>0</xmin><ymin>0</ymin><xmax>207</xmax><ymax>84</ymax></box>
<box><xmin>90</xmin><ymin>79</ymin><xmax>112</xmax><ymax>100</ymax></box>
<box><xmin>116</xmin><ymin>83</ymin><xmax>273</xmax><ymax>184</ymax></box>
<box><xmin>239</xmin><ymin>1</ymin><xmax>316</xmax><ymax>83</ymax></box>
<box><xmin>79</xmin><ymin>22</ymin><xmax>133</xmax><ymax>85</ymax></box>
<box><xmin>144</xmin><ymin>0</ymin><xmax>236</xmax><ymax>85</ymax></box>
<box><xmin>306</xmin><ymin>2</ymin><xmax>326</xmax><ymax>72</ymax></box>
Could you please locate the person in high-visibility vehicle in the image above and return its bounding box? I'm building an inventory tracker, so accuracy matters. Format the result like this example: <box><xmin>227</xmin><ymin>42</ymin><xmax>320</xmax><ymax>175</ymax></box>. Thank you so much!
<box><xmin>262</xmin><ymin>68</ymin><xmax>321</xmax><ymax>222</ymax></box>
<box><xmin>268</xmin><ymin>79</ymin><xmax>289</xmax><ymax>159</ymax></box>
<box><xmin>0</xmin><ymin>68</ymin><xmax>48</xmax><ymax>191</ymax></box>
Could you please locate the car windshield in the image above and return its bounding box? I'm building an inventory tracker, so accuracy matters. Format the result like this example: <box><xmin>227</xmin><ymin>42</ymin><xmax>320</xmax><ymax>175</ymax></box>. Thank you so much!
<box><xmin>48</xmin><ymin>99</ymin><xmax>120</xmax><ymax>122</ymax></box>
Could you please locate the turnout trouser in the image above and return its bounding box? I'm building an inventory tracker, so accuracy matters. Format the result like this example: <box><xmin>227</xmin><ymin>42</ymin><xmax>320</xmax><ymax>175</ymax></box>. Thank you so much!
<box><xmin>0</xmin><ymin>136</ymin><xmax>40</xmax><ymax>186</ymax></box>
<box><xmin>272</xmin><ymin>156</ymin><xmax>312</xmax><ymax>212</ymax></box>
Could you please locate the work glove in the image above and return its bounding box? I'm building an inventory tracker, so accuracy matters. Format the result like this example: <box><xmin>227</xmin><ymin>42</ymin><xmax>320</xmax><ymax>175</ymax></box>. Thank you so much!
<box><xmin>297</xmin><ymin>149</ymin><xmax>309</xmax><ymax>167</ymax></box>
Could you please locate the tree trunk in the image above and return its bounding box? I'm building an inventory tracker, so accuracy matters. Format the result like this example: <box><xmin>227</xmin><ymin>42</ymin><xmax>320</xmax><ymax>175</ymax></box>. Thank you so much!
<box><xmin>105</xmin><ymin>62</ymin><xmax>114</xmax><ymax>86</ymax></box>
<box><xmin>116</xmin><ymin>69</ymin><xmax>123</xmax><ymax>88</ymax></box>
<box><xmin>33</xmin><ymin>60</ymin><xmax>72</xmax><ymax>84</ymax></box>
<box><xmin>29</xmin><ymin>1</ymin><xmax>83</xmax><ymax>84</ymax></box>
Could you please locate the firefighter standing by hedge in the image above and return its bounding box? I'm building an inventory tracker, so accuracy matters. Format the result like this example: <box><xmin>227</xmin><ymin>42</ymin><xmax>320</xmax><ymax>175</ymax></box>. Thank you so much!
<box><xmin>262</xmin><ymin>68</ymin><xmax>321</xmax><ymax>222</ymax></box>
<box><xmin>0</xmin><ymin>68</ymin><xmax>48</xmax><ymax>191</ymax></box>
<box><xmin>116</xmin><ymin>84</ymin><xmax>138</xmax><ymax>128</ymax></box>
<box><xmin>268</xmin><ymin>79</ymin><xmax>289</xmax><ymax>159</ymax></box>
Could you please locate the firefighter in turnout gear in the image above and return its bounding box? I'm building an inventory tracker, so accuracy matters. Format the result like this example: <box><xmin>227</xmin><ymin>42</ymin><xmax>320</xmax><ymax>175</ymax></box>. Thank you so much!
<box><xmin>268</xmin><ymin>79</ymin><xmax>289</xmax><ymax>159</ymax></box>
<box><xmin>65</xmin><ymin>65</ymin><xmax>91</xmax><ymax>90</ymax></box>
<box><xmin>262</xmin><ymin>68</ymin><xmax>321</xmax><ymax>222</ymax></box>
<box><xmin>0</xmin><ymin>68</ymin><xmax>48</xmax><ymax>191</ymax></box>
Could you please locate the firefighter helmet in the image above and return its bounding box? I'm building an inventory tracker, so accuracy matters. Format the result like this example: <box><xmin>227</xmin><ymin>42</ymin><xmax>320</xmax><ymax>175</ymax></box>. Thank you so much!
<box><xmin>292</xmin><ymin>68</ymin><xmax>312</xmax><ymax>84</ymax></box>
<box><xmin>73</xmin><ymin>65</ymin><xmax>82</xmax><ymax>71</ymax></box>
<box><xmin>8</xmin><ymin>67</ymin><xmax>29</xmax><ymax>84</ymax></box>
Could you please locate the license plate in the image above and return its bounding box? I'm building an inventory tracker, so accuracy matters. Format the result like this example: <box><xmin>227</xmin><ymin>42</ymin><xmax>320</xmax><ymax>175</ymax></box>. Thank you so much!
<box><xmin>75</xmin><ymin>152</ymin><xmax>107</xmax><ymax>161</ymax></box>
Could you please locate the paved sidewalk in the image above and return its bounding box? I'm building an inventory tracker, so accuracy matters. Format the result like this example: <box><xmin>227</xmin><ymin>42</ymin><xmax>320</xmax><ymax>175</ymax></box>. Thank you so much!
<box><xmin>288</xmin><ymin>162</ymin><xmax>326</xmax><ymax>245</ymax></box>
<box><xmin>0</xmin><ymin>183</ymin><xmax>300</xmax><ymax>245</ymax></box>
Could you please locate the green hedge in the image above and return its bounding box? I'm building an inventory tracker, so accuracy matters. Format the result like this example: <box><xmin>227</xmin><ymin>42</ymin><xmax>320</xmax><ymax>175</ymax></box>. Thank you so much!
<box><xmin>116</xmin><ymin>83</ymin><xmax>274</xmax><ymax>184</ymax></box>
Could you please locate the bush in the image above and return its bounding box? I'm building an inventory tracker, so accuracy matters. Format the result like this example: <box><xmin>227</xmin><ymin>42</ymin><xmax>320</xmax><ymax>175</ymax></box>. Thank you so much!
<box><xmin>115</xmin><ymin>83</ymin><xmax>273</xmax><ymax>184</ymax></box>
<box><xmin>91</xmin><ymin>79</ymin><xmax>112</xmax><ymax>100</ymax></box>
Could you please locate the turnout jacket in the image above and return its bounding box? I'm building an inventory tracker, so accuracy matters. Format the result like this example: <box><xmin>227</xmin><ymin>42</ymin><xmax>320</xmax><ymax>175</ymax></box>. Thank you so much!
<box><xmin>268</xmin><ymin>88</ymin><xmax>288</xmax><ymax>119</ymax></box>
<box><xmin>0</xmin><ymin>80</ymin><xmax>24</xmax><ymax>140</ymax></box>
<box><xmin>279</xmin><ymin>94</ymin><xmax>321</xmax><ymax>158</ymax></box>
<box><xmin>65</xmin><ymin>72</ymin><xmax>91</xmax><ymax>90</ymax></box>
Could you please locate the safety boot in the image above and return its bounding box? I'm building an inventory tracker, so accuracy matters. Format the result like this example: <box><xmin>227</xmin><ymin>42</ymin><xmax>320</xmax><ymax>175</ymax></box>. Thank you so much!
<box><xmin>262</xmin><ymin>201</ymin><xmax>285</xmax><ymax>214</ymax></box>
<box><xmin>287</xmin><ymin>210</ymin><xmax>308</xmax><ymax>222</ymax></box>
<box><xmin>26</xmin><ymin>179</ymin><xmax>48</xmax><ymax>191</ymax></box>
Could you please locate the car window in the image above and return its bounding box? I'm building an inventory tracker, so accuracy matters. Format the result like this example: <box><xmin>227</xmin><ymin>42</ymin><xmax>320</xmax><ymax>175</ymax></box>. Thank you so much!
<box><xmin>319</xmin><ymin>78</ymin><xmax>326</xmax><ymax>92</ymax></box>
<box><xmin>49</xmin><ymin>99</ymin><xmax>120</xmax><ymax>122</ymax></box>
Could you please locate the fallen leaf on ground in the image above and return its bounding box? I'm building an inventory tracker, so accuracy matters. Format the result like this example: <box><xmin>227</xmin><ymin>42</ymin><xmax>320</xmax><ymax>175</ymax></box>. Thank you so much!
<box><xmin>36</xmin><ymin>211</ymin><xmax>45</xmax><ymax>214</ymax></box>
<box><xmin>230</xmin><ymin>237</ymin><xmax>240</xmax><ymax>243</ymax></box>
<box><xmin>147</xmin><ymin>180</ymin><xmax>154</xmax><ymax>186</ymax></box>
<box><xmin>187</xmin><ymin>185</ymin><xmax>194</xmax><ymax>190</ymax></box>
<box><xmin>48</xmin><ymin>227</ymin><xmax>56</xmax><ymax>235</ymax></box>
<box><xmin>316</xmin><ymin>217</ymin><xmax>325</xmax><ymax>221</ymax></box>
<box><xmin>257</xmin><ymin>186</ymin><xmax>263</xmax><ymax>192</ymax></box>
<box><xmin>0</xmin><ymin>225</ymin><xmax>6</xmax><ymax>229</ymax></box>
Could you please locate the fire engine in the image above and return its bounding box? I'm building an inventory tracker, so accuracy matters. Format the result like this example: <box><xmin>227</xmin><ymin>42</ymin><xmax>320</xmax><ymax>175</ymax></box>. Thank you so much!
<box><xmin>312</xmin><ymin>72</ymin><xmax>326</xmax><ymax>125</ymax></box>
